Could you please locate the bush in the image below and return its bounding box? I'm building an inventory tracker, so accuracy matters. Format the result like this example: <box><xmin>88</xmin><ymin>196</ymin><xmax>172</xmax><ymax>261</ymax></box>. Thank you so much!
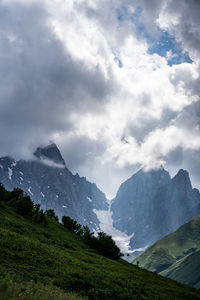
<box><xmin>82</xmin><ymin>230</ymin><xmax>122</xmax><ymax>259</ymax></box>
<box><xmin>0</xmin><ymin>183</ymin><xmax>9</xmax><ymax>202</ymax></box>
<box><xmin>45</xmin><ymin>209</ymin><xmax>59</xmax><ymax>222</ymax></box>
<box><xmin>9</xmin><ymin>194</ymin><xmax>34</xmax><ymax>217</ymax></box>
<box><xmin>82</xmin><ymin>226</ymin><xmax>95</xmax><ymax>246</ymax></box>
<box><xmin>62</xmin><ymin>216</ymin><xmax>82</xmax><ymax>234</ymax></box>
<box><xmin>33</xmin><ymin>206</ymin><xmax>48</xmax><ymax>227</ymax></box>
<box><xmin>95</xmin><ymin>232</ymin><xmax>122</xmax><ymax>259</ymax></box>
<box><xmin>9</xmin><ymin>188</ymin><xmax>24</xmax><ymax>201</ymax></box>
<box><xmin>62</xmin><ymin>216</ymin><xmax>122</xmax><ymax>259</ymax></box>
<box><xmin>0</xmin><ymin>185</ymin><xmax>49</xmax><ymax>225</ymax></box>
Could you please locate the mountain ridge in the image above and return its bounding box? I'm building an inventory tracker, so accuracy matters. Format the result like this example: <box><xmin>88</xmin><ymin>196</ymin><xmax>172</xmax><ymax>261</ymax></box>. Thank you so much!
<box><xmin>1</xmin><ymin>144</ymin><xmax>200</xmax><ymax>255</ymax></box>
<box><xmin>0</xmin><ymin>143</ymin><xmax>108</xmax><ymax>232</ymax></box>
<box><xmin>111</xmin><ymin>166</ymin><xmax>200</xmax><ymax>253</ymax></box>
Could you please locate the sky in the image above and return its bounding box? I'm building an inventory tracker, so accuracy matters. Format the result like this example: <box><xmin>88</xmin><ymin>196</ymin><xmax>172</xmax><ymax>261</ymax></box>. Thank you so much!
<box><xmin>0</xmin><ymin>0</ymin><xmax>200</xmax><ymax>197</ymax></box>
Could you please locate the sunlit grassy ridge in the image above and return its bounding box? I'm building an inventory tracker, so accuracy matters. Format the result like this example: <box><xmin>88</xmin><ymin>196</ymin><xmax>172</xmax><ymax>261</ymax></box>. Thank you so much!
<box><xmin>135</xmin><ymin>215</ymin><xmax>200</xmax><ymax>288</ymax></box>
<box><xmin>0</xmin><ymin>198</ymin><xmax>200</xmax><ymax>299</ymax></box>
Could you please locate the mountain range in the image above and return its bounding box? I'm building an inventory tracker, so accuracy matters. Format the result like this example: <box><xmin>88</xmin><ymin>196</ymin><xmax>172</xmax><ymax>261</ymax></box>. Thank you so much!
<box><xmin>0</xmin><ymin>143</ymin><xmax>108</xmax><ymax>232</ymax></box>
<box><xmin>111</xmin><ymin>167</ymin><xmax>200</xmax><ymax>252</ymax></box>
<box><xmin>0</xmin><ymin>143</ymin><xmax>200</xmax><ymax>257</ymax></box>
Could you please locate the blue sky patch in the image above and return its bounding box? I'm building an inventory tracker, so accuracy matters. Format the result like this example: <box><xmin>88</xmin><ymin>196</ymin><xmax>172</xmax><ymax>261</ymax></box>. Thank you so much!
<box><xmin>148</xmin><ymin>30</ymin><xmax>193</xmax><ymax>66</ymax></box>
<box><xmin>116</xmin><ymin>5</ymin><xmax>193</xmax><ymax>66</ymax></box>
<box><xmin>114</xmin><ymin>56</ymin><xmax>123</xmax><ymax>68</ymax></box>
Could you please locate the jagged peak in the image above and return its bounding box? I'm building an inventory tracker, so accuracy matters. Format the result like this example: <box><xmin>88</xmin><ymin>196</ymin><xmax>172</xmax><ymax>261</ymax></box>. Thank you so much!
<box><xmin>177</xmin><ymin>169</ymin><xmax>189</xmax><ymax>176</ymax></box>
<box><xmin>34</xmin><ymin>143</ymin><xmax>65</xmax><ymax>167</ymax></box>
<box><xmin>134</xmin><ymin>165</ymin><xmax>170</xmax><ymax>178</ymax></box>
<box><xmin>0</xmin><ymin>156</ymin><xmax>15</xmax><ymax>165</ymax></box>
<box><xmin>118</xmin><ymin>166</ymin><xmax>171</xmax><ymax>191</ymax></box>
<box><xmin>172</xmin><ymin>169</ymin><xmax>192</xmax><ymax>188</ymax></box>
<box><xmin>174</xmin><ymin>169</ymin><xmax>190</xmax><ymax>180</ymax></box>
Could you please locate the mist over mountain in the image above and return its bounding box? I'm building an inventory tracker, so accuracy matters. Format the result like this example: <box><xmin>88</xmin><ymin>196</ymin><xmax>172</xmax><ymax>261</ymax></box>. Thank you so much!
<box><xmin>0</xmin><ymin>143</ymin><xmax>108</xmax><ymax>231</ymax></box>
<box><xmin>111</xmin><ymin>167</ymin><xmax>200</xmax><ymax>252</ymax></box>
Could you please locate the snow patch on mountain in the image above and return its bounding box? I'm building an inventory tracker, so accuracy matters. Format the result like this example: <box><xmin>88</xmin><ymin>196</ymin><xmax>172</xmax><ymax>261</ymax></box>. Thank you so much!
<box><xmin>28</xmin><ymin>187</ymin><xmax>34</xmax><ymax>196</ymax></box>
<box><xmin>94</xmin><ymin>202</ymin><xmax>134</xmax><ymax>255</ymax></box>
<box><xmin>87</xmin><ymin>196</ymin><xmax>92</xmax><ymax>203</ymax></box>
<box><xmin>8</xmin><ymin>167</ymin><xmax>13</xmax><ymax>180</ymax></box>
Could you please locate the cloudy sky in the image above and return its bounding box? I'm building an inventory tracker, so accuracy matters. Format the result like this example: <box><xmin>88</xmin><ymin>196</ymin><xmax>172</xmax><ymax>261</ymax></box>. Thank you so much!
<box><xmin>0</xmin><ymin>0</ymin><xmax>200</xmax><ymax>197</ymax></box>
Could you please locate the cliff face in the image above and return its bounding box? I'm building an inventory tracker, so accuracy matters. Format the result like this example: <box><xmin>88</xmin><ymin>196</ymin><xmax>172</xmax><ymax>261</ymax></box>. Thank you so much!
<box><xmin>0</xmin><ymin>143</ymin><xmax>108</xmax><ymax>231</ymax></box>
<box><xmin>111</xmin><ymin>167</ymin><xmax>200</xmax><ymax>250</ymax></box>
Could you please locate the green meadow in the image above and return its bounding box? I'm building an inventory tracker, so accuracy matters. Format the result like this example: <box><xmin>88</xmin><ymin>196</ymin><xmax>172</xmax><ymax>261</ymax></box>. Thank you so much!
<box><xmin>0</xmin><ymin>188</ymin><xmax>200</xmax><ymax>299</ymax></box>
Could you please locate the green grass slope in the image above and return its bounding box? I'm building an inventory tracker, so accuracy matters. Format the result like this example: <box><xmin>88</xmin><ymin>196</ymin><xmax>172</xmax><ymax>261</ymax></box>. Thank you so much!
<box><xmin>135</xmin><ymin>215</ymin><xmax>200</xmax><ymax>288</ymax></box>
<box><xmin>0</xmin><ymin>203</ymin><xmax>200</xmax><ymax>299</ymax></box>
<box><xmin>0</xmin><ymin>278</ymin><xmax>83</xmax><ymax>300</ymax></box>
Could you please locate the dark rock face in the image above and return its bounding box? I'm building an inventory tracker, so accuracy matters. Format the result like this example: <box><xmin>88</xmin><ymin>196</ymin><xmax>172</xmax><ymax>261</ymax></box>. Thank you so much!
<box><xmin>111</xmin><ymin>167</ymin><xmax>200</xmax><ymax>250</ymax></box>
<box><xmin>0</xmin><ymin>144</ymin><xmax>108</xmax><ymax>231</ymax></box>
<box><xmin>34</xmin><ymin>143</ymin><xmax>66</xmax><ymax>166</ymax></box>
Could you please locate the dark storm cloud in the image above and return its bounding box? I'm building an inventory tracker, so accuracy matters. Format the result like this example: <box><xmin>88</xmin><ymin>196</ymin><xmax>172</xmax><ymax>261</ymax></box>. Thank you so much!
<box><xmin>0</xmin><ymin>2</ymin><xmax>111</xmax><ymax>159</ymax></box>
<box><xmin>164</xmin><ymin>0</ymin><xmax>200</xmax><ymax>57</ymax></box>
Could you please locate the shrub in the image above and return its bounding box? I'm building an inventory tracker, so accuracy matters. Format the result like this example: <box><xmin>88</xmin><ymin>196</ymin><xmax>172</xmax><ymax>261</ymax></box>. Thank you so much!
<box><xmin>82</xmin><ymin>226</ymin><xmax>95</xmax><ymax>246</ymax></box>
<box><xmin>45</xmin><ymin>209</ymin><xmax>59</xmax><ymax>222</ymax></box>
<box><xmin>82</xmin><ymin>227</ymin><xmax>122</xmax><ymax>259</ymax></box>
<box><xmin>9</xmin><ymin>188</ymin><xmax>24</xmax><ymax>201</ymax></box>
<box><xmin>33</xmin><ymin>206</ymin><xmax>48</xmax><ymax>227</ymax></box>
<box><xmin>0</xmin><ymin>183</ymin><xmax>9</xmax><ymax>202</ymax></box>
<box><xmin>95</xmin><ymin>232</ymin><xmax>122</xmax><ymax>259</ymax></box>
<box><xmin>62</xmin><ymin>216</ymin><xmax>82</xmax><ymax>234</ymax></box>
<box><xmin>9</xmin><ymin>194</ymin><xmax>34</xmax><ymax>217</ymax></box>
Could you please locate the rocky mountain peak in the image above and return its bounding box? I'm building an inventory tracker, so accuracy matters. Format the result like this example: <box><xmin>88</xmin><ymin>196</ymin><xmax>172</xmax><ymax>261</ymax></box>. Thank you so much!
<box><xmin>128</xmin><ymin>166</ymin><xmax>171</xmax><ymax>188</ymax></box>
<box><xmin>0</xmin><ymin>144</ymin><xmax>108</xmax><ymax>232</ymax></box>
<box><xmin>172</xmin><ymin>169</ymin><xmax>192</xmax><ymax>189</ymax></box>
<box><xmin>111</xmin><ymin>165</ymin><xmax>200</xmax><ymax>252</ymax></box>
<box><xmin>34</xmin><ymin>143</ymin><xmax>65</xmax><ymax>166</ymax></box>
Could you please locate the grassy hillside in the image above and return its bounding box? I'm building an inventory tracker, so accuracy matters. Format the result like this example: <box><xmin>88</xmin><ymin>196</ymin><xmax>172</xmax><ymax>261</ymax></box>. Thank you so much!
<box><xmin>0</xmin><ymin>198</ymin><xmax>200</xmax><ymax>299</ymax></box>
<box><xmin>134</xmin><ymin>215</ymin><xmax>200</xmax><ymax>288</ymax></box>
